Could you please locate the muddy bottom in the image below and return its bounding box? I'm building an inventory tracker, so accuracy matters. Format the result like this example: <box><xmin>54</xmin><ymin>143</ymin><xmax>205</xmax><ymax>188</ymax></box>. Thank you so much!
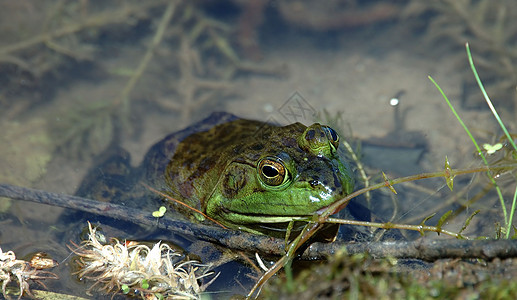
<box><xmin>0</xmin><ymin>1</ymin><xmax>515</xmax><ymax>299</ymax></box>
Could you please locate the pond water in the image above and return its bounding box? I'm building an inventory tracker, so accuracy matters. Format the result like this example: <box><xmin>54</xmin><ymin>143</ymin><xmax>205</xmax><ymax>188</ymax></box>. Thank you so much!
<box><xmin>1</xmin><ymin>0</ymin><xmax>516</xmax><ymax>299</ymax></box>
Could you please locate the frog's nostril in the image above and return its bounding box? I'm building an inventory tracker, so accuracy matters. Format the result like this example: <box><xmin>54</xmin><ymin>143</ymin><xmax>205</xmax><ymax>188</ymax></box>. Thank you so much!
<box><xmin>309</xmin><ymin>180</ymin><xmax>319</xmax><ymax>188</ymax></box>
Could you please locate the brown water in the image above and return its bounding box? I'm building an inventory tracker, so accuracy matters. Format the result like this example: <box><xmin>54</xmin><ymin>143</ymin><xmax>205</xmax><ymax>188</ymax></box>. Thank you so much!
<box><xmin>1</xmin><ymin>1</ymin><xmax>515</xmax><ymax>298</ymax></box>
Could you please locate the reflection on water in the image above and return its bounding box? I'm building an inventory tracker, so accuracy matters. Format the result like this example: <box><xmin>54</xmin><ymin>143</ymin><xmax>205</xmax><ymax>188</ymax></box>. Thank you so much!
<box><xmin>1</xmin><ymin>0</ymin><xmax>516</xmax><ymax>298</ymax></box>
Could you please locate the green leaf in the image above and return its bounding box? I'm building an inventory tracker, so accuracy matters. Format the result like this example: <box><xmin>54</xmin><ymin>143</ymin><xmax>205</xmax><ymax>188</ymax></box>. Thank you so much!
<box><xmin>141</xmin><ymin>279</ymin><xmax>149</xmax><ymax>290</ymax></box>
<box><xmin>444</xmin><ymin>156</ymin><xmax>455</xmax><ymax>191</ymax></box>
<box><xmin>421</xmin><ymin>213</ymin><xmax>436</xmax><ymax>225</ymax></box>
<box><xmin>483</xmin><ymin>143</ymin><xmax>503</xmax><ymax>155</ymax></box>
<box><xmin>512</xmin><ymin>225</ymin><xmax>517</xmax><ymax>239</ymax></box>
<box><xmin>418</xmin><ymin>213</ymin><xmax>436</xmax><ymax>236</ymax></box>
<box><xmin>382</xmin><ymin>172</ymin><xmax>397</xmax><ymax>194</ymax></box>
<box><xmin>458</xmin><ymin>209</ymin><xmax>480</xmax><ymax>236</ymax></box>
<box><xmin>436</xmin><ymin>210</ymin><xmax>453</xmax><ymax>234</ymax></box>
<box><xmin>152</xmin><ymin>206</ymin><xmax>167</xmax><ymax>218</ymax></box>
<box><xmin>121</xmin><ymin>284</ymin><xmax>130</xmax><ymax>294</ymax></box>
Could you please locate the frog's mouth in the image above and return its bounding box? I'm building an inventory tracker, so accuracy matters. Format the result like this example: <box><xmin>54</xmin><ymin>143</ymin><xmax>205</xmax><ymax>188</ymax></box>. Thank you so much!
<box><xmin>221</xmin><ymin>207</ymin><xmax>339</xmax><ymax>241</ymax></box>
<box><xmin>252</xmin><ymin>220</ymin><xmax>339</xmax><ymax>242</ymax></box>
<box><xmin>221</xmin><ymin>203</ymin><xmax>334</xmax><ymax>224</ymax></box>
<box><xmin>222</xmin><ymin>207</ymin><xmax>335</xmax><ymax>228</ymax></box>
<box><xmin>231</xmin><ymin>213</ymin><xmax>311</xmax><ymax>224</ymax></box>
<box><xmin>242</xmin><ymin>202</ymin><xmax>334</xmax><ymax>220</ymax></box>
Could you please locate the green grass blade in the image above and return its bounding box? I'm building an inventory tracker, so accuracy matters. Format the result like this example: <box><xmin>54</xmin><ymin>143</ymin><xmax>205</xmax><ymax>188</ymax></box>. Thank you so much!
<box><xmin>509</xmin><ymin>186</ymin><xmax>517</xmax><ymax>238</ymax></box>
<box><xmin>466</xmin><ymin>43</ymin><xmax>517</xmax><ymax>238</ymax></box>
<box><xmin>466</xmin><ymin>43</ymin><xmax>517</xmax><ymax>153</ymax></box>
<box><xmin>428</xmin><ymin>75</ymin><xmax>508</xmax><ymax>228</ymax></box>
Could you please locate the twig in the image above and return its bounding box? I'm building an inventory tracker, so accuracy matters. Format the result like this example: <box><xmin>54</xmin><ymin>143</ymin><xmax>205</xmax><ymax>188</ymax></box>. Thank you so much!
<box><xmin>307</xmin><ymin>238</ymin><xmax>517</xmax><ymax>261</ymax></box>
<box><xmin>0</xmin><ymin>183</ymin><xmax>232</xmax><ymax>244</ymax></box>
<box><xmin>0</xmin><ymin>1</ymin><xmax>167</xmax><ymax>57</ymax></box>
<box><xmin>246</xmin><ymin>162</ymin><xmax>517</xmax><ymax>298</ymax></box>
<box><xmin>2</xmin><ymin>183</ymin><xmax>517</xmax><ymax>263</ymax></box>
<box><xmin>115</xmin><ymin>1</ymin><xmax>178</xmax><ymax>113</ymax></box>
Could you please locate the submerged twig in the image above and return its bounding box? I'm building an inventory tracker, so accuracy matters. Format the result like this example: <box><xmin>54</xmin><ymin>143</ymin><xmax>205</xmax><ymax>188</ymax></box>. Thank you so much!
<box><xmin>0</xmin><ymin>183</ymin><xmax>235</xmax><ymax>246</ymax></box>
<box><xmin>2</xmin><ymin>184</ymin><xmax>517</xmax><ymax>264</ymax></box>
<box><xmin>0</xmin><ymin>1</ymin><xmax>167</xmax><ymax>57</ymax></box>
<box><xmin>115</xmin><ymin>1</ymin><xmax>178</xmax><ymax>120</ymax></box>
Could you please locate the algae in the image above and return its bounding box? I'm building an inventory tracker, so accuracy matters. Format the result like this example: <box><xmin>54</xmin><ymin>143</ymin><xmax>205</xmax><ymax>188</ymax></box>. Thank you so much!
<box><xmin>0</xmin><ymin>118</ymin><xmax>53</xmax><ymax>213</ymax></box>
<box><xmin>0</xmin><ymin>118</ymin><xmax>53</xmax><ymax>186</ymax></box>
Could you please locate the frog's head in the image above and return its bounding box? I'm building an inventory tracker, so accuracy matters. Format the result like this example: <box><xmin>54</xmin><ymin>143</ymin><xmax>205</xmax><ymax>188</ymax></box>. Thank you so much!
<box><xmin>205</xmin><ymin>122</ymin><xmax>355</xmax><ymax>235</ymax></box>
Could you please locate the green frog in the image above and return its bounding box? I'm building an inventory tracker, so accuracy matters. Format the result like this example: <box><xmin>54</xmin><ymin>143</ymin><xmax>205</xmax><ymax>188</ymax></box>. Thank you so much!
<box><xmin>76</xmin><ymin>112</ymin><xmax>356</xmax><ymax>237</ymax></box>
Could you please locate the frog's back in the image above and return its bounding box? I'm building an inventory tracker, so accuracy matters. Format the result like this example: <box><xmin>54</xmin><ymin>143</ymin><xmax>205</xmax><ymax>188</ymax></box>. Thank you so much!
<box><xmin>140</xmin><ymin>112</ymin><xmax>240</xmax><ymax>188</ymax></box>
<box><xmin>160</xmin><ymin>116</ymin><xmax>279</xmax><ymax>211</ymax></box>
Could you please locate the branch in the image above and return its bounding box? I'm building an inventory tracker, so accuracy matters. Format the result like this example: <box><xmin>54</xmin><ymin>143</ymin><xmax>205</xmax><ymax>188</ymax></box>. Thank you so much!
<box><xmin>2</xmin><ymin>183</ymin><xmax>517</xmax><ymax>262</ymax></box>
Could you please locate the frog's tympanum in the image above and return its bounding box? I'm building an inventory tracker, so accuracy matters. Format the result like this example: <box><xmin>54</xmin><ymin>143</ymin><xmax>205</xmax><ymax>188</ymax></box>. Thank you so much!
<box><xmin>77</xmin><ymin>112</ymin><xmax>355</xmax><ymax>237</ymax></box>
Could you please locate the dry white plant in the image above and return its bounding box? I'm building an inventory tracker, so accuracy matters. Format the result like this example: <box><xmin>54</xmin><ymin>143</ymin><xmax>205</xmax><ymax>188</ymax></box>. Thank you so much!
<box><xmin>71</xmin><ymin>222</ymin><xmax>217</xmax><ymax>299</ymax></box>
<box><xmin>0</xmin><ymin>247</ymin><xmax>58</xmax><ymax>300</ymax></box>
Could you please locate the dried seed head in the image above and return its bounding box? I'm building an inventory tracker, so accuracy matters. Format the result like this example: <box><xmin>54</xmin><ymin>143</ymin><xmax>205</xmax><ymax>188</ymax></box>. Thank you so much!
<box><xmin>70</xmin><ymin>222</ymin><xmax>217</xmax><ymax>299</ymax></box>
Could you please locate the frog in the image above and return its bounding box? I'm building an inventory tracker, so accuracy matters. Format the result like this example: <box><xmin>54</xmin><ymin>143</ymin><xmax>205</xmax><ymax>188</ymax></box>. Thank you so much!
<box><xmin>75</xmin><ymin>112</ymin><xmax>357</xmax><ymax>238</ymax></box>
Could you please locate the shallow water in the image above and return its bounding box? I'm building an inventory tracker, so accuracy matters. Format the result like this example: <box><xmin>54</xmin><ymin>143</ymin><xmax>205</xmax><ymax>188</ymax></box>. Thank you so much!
<box><xmin>1</xmin><ymin>0</ymin><xmax>516</xmax><ymax>298</ymax></box>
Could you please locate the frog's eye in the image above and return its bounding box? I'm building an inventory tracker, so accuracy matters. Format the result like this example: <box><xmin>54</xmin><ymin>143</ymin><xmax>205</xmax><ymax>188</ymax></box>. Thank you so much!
<box><xmin>323</xmin><ymin>126</ymin><xmax>340</xmax><ymax>150</ymax></box>
<box><xmin>258</xmin><ymin>158</ymin><xmax>289</xmax><ymax>187</ymax></box>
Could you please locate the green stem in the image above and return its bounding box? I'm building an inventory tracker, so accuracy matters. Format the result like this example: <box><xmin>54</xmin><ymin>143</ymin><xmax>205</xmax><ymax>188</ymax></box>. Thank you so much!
<box><xmin>428</xmin><ymin>75</ymin><xmax>508</xmax><ymax>228</ymax></box>
<box><xmin>466</xmin><ymin>43</ymin><xmax>517</xmax><ymax>153</ymax></box>
<box><xmin>466</xmin><ymin>42</ymin><xmax>517</xmax><ymax>238</ymax></box>
<box><xmin>322</xmin><ymin>164</ymin><xmax>514</xmax><ymax>220</ymax></box>
<box><xmin>327</xmin><ymin>217</ymin><xmax>462</xmax><ymax>239</ymax></box>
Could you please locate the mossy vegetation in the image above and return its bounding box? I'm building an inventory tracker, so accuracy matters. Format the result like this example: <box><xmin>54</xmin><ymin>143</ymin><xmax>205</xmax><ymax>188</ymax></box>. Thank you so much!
<box><xmin>262</xmin><ymin>250</ymin><xmax>517</xmax><ymax>300</ymax></box>
<box><xmin>0</xmin><ymin>118</ymin><xmax>53</xmax><ymax>187</ymax></box>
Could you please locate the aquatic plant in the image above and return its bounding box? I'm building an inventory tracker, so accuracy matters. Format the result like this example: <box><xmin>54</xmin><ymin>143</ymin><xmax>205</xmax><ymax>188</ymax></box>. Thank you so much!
<box><xmin>70</xmin><ymin>222</ymin><xmax>217</xmax><ymax>299</ymax></box>
<box><xmin>404</xmin><ymin>0</ymin><xmax>517</xmax><ymax>112</ymax></box>
<box><xmin>246</xmin><ymin>44</ymin><xmax>517</xmax><ymax>298</ymax></box>
<box><xmin>430</xmin><ymin>43</ymin><xmax>517</xmax><ymax>238</ymax></box>
<box><xmin>0</xmin><ymin>247</ymin><xmax>58</xmax><ymax>300</ymax></box>
<box><xmin>262</xmin><ymin>249</ymin><xmax>517</xmax><ymax>299</ymax></box>
<box><xmin>0</xmin><ymin>0</ymin><xmax>246</xmax><ymax>158</ymax></box>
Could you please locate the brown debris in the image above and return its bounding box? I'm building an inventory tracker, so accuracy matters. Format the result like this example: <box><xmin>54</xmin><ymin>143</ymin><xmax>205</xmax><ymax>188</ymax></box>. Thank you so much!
<box><xmin>278</xmin><ymin>1</ymin><xmax>399</xmax><ymax>30</ymax></box>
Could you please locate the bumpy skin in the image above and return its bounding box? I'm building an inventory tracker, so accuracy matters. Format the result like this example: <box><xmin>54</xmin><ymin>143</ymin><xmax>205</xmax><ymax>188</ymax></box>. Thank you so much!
<box><xmin>140</xmin><ymin>112</ymin><xmax>354</xmax><ymax>235</ymax></box>
<box><xmin>78</xmin><ymin>112</ymin><xmax>355</xmax><ymax>236</ymax></box>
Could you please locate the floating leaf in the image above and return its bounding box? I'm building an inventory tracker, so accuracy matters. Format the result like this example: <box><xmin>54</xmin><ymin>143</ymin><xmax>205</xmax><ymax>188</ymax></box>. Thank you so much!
<box><xmin>483</xmin><ymin>143</ymin><xmax>503</xmax><ymax>155</ymax></box>
<box><xmin>145</xmin><ymin>184</ymin><xmax>227</xmax><ymax>229</ymax></box>
<box><xmin>494</xmin><ymin>222</ymin><xmax>502</xmax><ymax>239</ymax></box>
<box><xmin>152</xmin><ymin>206</ymin><xmax>166</xmax><ymax>218</ymax></box>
